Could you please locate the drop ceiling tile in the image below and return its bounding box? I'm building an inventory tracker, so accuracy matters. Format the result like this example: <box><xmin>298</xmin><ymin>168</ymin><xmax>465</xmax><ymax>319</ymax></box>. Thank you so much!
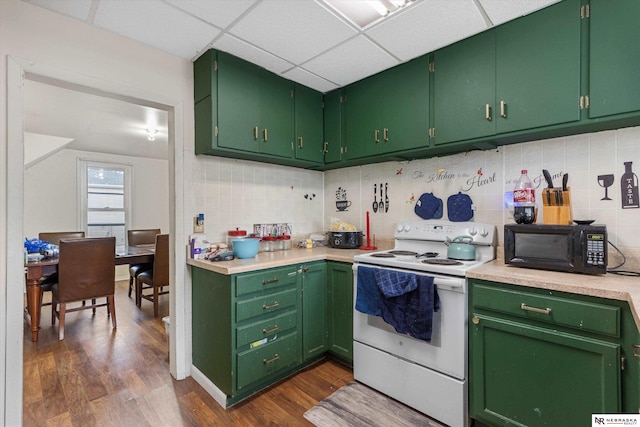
<box><xmin>229</xmin><ymin>0</ymin><xmax>357</xmax><ymax>65</ymax></box>
<box><xmin>165</xmin><ymin>0</ymin><xmax>257</xmax><ymax>29</ymax></box>
<box><xmin>212</xmin><ymin>34</ymin><xmax>294</xmax><ymax>74</ymax></box>
<box><xmin>93</xmin><ymin>0</ymin><xmax>220</xmax><ymax>59</ymax></box>
<box><xmin>304</xmin><ymin>36</ymin><xmax>399</xmax><ymax>87</ymax></box>
<box><xmin>283</xmin><ymin>67</ymin><xmax>339</xmax><ymax>93</ymax></box>
<box><xmin>366</xmin><ymin>0</ymin><xmax>488</xmax><ymax>61</ymax></box>
<box><xmin>478</xmin><ymin>0</ymin><xmax>561</xmax><ymax>26</ymax></box>
<box><xmin>23</xmin><ymin>0</ymin><xmax>93</xmax><ymax>21</ymax></box>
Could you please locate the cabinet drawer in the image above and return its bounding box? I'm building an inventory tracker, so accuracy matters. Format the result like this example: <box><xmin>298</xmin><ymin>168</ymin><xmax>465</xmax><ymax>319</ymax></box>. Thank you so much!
<box><xmin>472</xmin><ymin>283</ymin><xmax>620</xmax><ymax>337</ymax></box>
<box><xmin>237</xmin><ymin>332</ymin><xmax>298</xmax><ymax>389</ymax></box>
<box><xmin>236</xmin><ymin>267</ymin><xmax>298</xmax><ymax>296</ymax></box>
<box><xmin>236</xmin><ymin>288</ymin><xmax>297</xmax><ymax>323</ymax></box>
<box><xmin>236</xmin><ymin>310</ymin><xmax>298</xmax><ymax>348</ymax></box>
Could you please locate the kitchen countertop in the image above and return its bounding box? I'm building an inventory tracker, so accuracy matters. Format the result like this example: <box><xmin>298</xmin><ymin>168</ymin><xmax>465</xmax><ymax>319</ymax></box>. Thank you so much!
<box><xmin>186</xmin><ymin>246</ymin><xmax>385</xmax><ymax>275</ymax></box>
<box><xmin>468</xmin><ymin>260</ymin><xmax>640</xmax><ymax>331</ymax></box>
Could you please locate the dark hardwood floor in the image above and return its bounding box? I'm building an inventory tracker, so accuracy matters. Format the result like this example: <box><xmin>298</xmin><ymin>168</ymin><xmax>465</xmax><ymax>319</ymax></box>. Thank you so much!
<box><xmin>23</xmin><ymin>280</ymin><xmax>354</xmax><ymax>426</ymax></box>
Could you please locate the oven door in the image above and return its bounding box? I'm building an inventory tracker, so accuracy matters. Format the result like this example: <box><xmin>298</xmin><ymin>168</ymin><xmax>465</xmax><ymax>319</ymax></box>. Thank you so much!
<box><xmin>352</xmin><ymin>263</ymin><xmax>467</xmax><ymax>380</ymax></box>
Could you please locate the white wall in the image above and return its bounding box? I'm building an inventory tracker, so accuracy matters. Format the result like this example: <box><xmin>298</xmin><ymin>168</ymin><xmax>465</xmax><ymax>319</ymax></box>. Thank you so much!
<box><xmin>1</xmin><ymin>1</ymin><xmax>193</xmax><ymax>423</ymax></box>
<box><xmin>325</xmin><ymin>126</ymin><xmax>640</xmax><ymax>250</ymax></box>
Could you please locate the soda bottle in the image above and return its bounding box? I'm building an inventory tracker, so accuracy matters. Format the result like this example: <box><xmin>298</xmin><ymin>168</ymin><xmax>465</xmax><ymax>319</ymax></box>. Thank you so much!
<box><xmin>513</xmin><ymin>170</ymin><xmax>536</xmax><ymax>224</ymax></box>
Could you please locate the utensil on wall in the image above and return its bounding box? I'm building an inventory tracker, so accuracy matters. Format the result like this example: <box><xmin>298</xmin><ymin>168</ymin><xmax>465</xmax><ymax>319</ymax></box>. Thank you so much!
<box><xmin>378</xmin><ymin>183</ymin><xmax>384</xmax><ymax>212</ymax></box>
<box><xmin>373</xmin><ymin>184</ymin><xmax>378</xmax><ymax>212</ymax></box>
<box><xmin>385</xmin><ymin>183</ymin><xmax>389</xmax><ymax>213</ymax></box>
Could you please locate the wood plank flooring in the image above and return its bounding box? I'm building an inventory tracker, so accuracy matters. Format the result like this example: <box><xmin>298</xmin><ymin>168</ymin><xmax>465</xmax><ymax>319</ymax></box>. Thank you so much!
<box><xmin>23</xmin><ymin>280</ymin><xmax>354</xmax><ymax>426</ymax></box>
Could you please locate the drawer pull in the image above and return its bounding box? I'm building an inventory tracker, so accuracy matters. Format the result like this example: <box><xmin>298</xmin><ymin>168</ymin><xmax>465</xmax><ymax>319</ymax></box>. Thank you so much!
<box><xmin>263</xmin><ymin>325</ymin><xmax>279</xmax><ymax>334</ymax></box>
<box><xmin>500</xmin><ymin>100</ymin><xmax>507</xmax><ymax>118</ymax></box>
<box><xmin>374</xmin><ymin>129</ymin><xmax>380</xmax><ymax>143</ymax></box>
<box><xmin>263</xmin><ymin>354</ymin><xmax>280</xmax><ymax>365</ymax></box>
<box><xmin>263</xmin><ymin>301</ymin><xmax>279</xmax><ymax>310</ymax></box>
<box><xmin>521</xmin><ymin>303</ymin><xmax>552</xmax><ymax>315</ymax></box>
<box><xmin>253</xmin><ymin>126</ymin><xmax>259</xmax><ymax>140</ymax></box>
<box><xmin>485</xmin><ymin>103</ymin><xmax>492</xmax><ymax>121</ymax></box>
<box><xmin>262</xmin><ymin>278</ymin><xmax>279</xmax><ymax>285</ymax></box>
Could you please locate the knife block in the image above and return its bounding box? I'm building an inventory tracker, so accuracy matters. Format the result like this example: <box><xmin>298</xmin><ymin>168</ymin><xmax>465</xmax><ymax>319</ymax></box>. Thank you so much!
<box><xmin>542</xmin><ymin>188</ymin><xmax>573</xmax><ymax>225</ymax></box>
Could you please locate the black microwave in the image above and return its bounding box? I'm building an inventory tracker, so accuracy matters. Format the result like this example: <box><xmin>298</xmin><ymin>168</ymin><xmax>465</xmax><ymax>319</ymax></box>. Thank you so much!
<box><xmin>504</xmin><ymin>224</ymin><xmax>607</xmax><ymax>275</ymax></box>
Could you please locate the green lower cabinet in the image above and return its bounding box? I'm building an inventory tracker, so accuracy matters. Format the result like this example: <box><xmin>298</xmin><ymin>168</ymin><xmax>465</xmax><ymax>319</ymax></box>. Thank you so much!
<box><xmin>327</xmin><ymin>261</ymin><xmax>353</xmax><ymax>364</ymax></box>
<box><xmin>469</xmin><ymin>279</ymin><xmax>640</xmax><ymax>427</ymax></box>
<box><xmin>302</xmin><ymin>262</ymin><xmax>328</xmax><ymax>362</ymax></box>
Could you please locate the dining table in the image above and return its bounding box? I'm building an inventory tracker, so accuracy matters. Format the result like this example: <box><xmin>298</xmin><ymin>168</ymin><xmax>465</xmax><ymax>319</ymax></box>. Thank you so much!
<box><xmin>24</xmin><ymin>245</ymin><xmax>155</xmax><ymax>342</ymax></box>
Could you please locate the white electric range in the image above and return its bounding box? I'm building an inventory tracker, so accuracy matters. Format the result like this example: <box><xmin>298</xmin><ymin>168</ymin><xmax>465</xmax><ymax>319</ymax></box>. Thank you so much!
<box><xmin>352</xmin><ymin>220</ymin><xmax>497</xmax><ymax>427</ymax></box>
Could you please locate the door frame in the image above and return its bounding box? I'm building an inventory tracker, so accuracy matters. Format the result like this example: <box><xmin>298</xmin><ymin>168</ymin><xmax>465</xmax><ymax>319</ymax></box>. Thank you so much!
<box><xmin>5</xmin><ymin>56</ymin><xmax>188</xmax><ymax>424</ymax></box>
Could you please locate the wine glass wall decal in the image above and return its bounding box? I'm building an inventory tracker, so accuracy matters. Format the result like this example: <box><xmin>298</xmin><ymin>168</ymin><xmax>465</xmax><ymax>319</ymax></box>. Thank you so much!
<box><xmin>597</xmin><ymin>174</ymin><xmax>614</xmax><ymax>200</ymax></box>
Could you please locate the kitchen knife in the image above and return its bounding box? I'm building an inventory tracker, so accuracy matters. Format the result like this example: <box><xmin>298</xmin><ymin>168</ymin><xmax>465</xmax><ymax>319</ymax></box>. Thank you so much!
<box><xmin>379</xmin><ymin>183</ymin><xmax>384</xmax><ymax>212</ymax></box>
<box><xmin>385</xmin><ymin>183</ymin><xmax>389</xmax><ymax>213</ymax></box>
<box><xmin>543</xmin><ymin>170</ymin><xmax>553</xmax><ymax>205</ymax></box>
<box><xmin>562</xmin><ymin>173</ymin><xmax>568</xmax><ymax>192</ymax></box>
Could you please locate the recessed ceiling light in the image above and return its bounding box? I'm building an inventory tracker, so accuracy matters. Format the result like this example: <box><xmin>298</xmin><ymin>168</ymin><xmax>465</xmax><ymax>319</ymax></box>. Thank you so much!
<box><xmin>323</xmin><ymin>0</ymin><xmax>417</xmax><ymax>29</ymax></box>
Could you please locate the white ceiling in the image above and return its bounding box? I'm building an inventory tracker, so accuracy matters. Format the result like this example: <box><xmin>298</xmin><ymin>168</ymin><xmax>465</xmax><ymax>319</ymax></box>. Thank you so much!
<box><xmin>21</xmin><ymin>0</ymin><xmax>559</xmax><ymax>160</ymax></box>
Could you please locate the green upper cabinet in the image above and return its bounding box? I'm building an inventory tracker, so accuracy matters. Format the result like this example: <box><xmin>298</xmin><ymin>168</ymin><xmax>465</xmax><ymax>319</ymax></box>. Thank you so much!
<box><xmin>294</xmin><ymin>84</ymin><xmax>324</xmax><ymax>164</ymax></box>
<box><xmin>344</xmin><ymin>55</ymin><xmax>430</xmax><ymax>160</ymax></box>
<box><xmin>433</xmin><ymin>31</ymin><xmax>496</xmax><ymax>145</ymax></box>
<box><xmin>323</xmin><ymin>89</ymin><xmax>344</xmax><ymax>165</ymax></box>
<box><xmin>588</xmin><ymin>0</ymin><xmax>640</xmax><ymax>119</ymax></box>
<box><xmin>433</xmin><ymin>0</ymin><xmax>581</xmax><ymax>145</ymax></box>
<box><xmin>495</xmin><ymin>0</ymin><xmax>581</xmax><ymax>133</ymax></box>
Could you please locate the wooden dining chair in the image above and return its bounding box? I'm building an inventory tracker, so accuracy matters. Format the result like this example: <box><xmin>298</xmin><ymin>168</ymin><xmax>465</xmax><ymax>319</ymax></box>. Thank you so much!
<box><xmin>136</xmin><ymin>234</ymin><xmax>169</xmax><ymax>317</ymax></box>
<box><xmin>51</xmin><ymin>237</ymin><xmax>117</xmax><ymax>340</ymax></box>
<box><xmin>127</xmin><ymin>228</ymin><xmax>161</xmax><ymax>301</ymax></box>
<box><xmin>36</xmin><ymin>231</ymin><xmax>86</xmax><ymax>307</ymax></box>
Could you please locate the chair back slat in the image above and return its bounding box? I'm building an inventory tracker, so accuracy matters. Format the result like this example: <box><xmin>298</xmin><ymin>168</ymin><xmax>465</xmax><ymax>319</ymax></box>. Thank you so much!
<box><xmin>153</xmin><ymin>234</ymin><xmax>170</xmax><ymax>287</ymax></box>
<box><xmin>128</xmin><ymin>229</ymin><xmax>161</xmax><ymax>246</ymax></box>
<box><xmin>39</xmin><ymin>231</ymin><xmax>85</xmax><ymax>246</ymax></box>
<box><xmin>57</xmin><ymin>237</ymin><xmax>116</xmax><ymax>303</ymax></box>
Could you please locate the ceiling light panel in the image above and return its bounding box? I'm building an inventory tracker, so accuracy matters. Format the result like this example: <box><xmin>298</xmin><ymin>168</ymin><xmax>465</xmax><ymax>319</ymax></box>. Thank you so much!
<box><xmin>93</xmin><ymin>0</ymin><xmax>220</xmax><ymax>59</ymax></box>
<box><xmin>229</xmin><ymin>0</ymin><xmax>357</xmax><ymax>65</ymax></box>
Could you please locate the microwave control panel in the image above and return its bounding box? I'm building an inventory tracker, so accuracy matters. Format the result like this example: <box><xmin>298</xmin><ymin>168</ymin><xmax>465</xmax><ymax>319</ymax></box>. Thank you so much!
<box><xmin>586</xmin><ymin>233</ymin><xmax>606</xmax><ymax>266</ymax></box>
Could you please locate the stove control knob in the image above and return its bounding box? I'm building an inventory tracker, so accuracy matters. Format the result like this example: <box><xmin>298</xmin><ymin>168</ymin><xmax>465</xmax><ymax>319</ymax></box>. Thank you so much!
<box><xmin>468</xmin><ymin>227</ymin><xmax>477</xmax><ymax>236</ymax></box>
<box><xmin>480</xmin><ymin>228</ymin><xmax>489</xmax><ymax>237</ymax></box>
<box><xmin>396</xmin><ymin>224</ymin><xmax>405</xmax><ymax>232</ymax></box>
<box><xmin>404</xmin><ymin>224</ymin><xmax>412</xmax><ymax>232</ymax></box>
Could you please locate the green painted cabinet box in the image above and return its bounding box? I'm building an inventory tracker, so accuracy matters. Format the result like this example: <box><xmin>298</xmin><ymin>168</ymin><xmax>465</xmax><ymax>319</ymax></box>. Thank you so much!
<box><xmin>302</xmin><ymin>262</ymin><xmax>328</xmax><ymax>361</ymax></box>
<box><xmin>322</xmin><ymin>89</ymin><xmax>344</xmax><ymax>165</ymax></box>
<box><xmin>433</xmin><ymin>0</ymin><xmax>581</xmax><ymax>146</ymax></box>
<box><xmin>344</xmin><ymin>55</ymin><xmax>430</xmax><ymax>160</ymax></box>
<box><xmin>469</xmin><ymin>279</ymin><xmax>640</xmax><ymax>427</ymax></box>
<box><xmin>294</xmin><ymin>84</ymin><xmax>324</xmax><ymax>164</ymax></box>
<box><xmin>327</xmin><ymin>261</ymin><xmax>353</xmax><ymax>364</ymax></box>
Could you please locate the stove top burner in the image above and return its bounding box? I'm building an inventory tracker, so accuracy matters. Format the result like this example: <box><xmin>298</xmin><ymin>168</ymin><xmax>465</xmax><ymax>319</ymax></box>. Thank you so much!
<box><xmin>370</xmin><ymin>253</ymin><xmax>396</xmax><ymax>258</ymax></box>
<box><xmin>421</xmin><ymin>259</ymin><xmax>463</xmax><ymax>266</ymax></box>
<box><xmin>388</xmin><ymin>250</ymin><xmax>419</xmax><ymax>256</ymax></box>
<box><xmin>416</xmin><ymin>252</ymin><xmax>439</xmax><ymax>258</ymax></box>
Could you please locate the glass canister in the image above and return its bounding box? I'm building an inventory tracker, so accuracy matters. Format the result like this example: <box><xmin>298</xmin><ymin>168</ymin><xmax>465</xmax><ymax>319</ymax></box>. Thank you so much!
<box><xmin>227</xmin><ymin>228</ymin><xmax>247</xmax><ymax>249</ymax></box>
<box><xmin>278</xmin><ymin>235</ymin><xmax>291</xmax><ymax>250</ymax></box>
<box><xmin>262</xmin><ymin>236</ymin><xmax>277</xmax><ymax>252</ymax></box>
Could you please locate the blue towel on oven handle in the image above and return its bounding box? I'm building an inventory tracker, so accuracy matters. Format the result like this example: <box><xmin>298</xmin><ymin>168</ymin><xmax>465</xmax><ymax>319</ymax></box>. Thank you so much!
<box><xmin>378</xmin><ymin>274</ymin><xmax>440</xmax><ymax>342</ymax></box>
<box><xmin>373</xmin><ymin>269</ymin><xmax>418</xmax><ymax>297</ymax></box>
<box><xmin>355</xmin><ymin>266</ymin><xmax>383</xmax><ymax>317</ymax></box>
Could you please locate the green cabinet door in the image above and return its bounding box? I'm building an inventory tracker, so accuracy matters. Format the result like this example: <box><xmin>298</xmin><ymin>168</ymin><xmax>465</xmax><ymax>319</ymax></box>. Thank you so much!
<box><xmin>344</xmin><ymin>74</ymin><xmax>381</xmax><ymax>160</ymax></box>
<box><xmin>259</xmin><ymin>70</ymin><xmax>294</xmax><ymax>158</ymax></box>
<box><xmin>323</xmin><ymin>89</ymin><xmax>343</xmax><ymax>164</ymax></box>
<box><xmin>327</xmin><ymin>262</ymin><xmax>353</xmax><ymax>364</ymax></box>
<box><xmin>470</xmin><ymin>314</ymin><xmax>620</xmax><ymax>426</ymax></box>
<box><xmin>294</xmin><ymin>84</ymin><xmax>324</xmax><ymax>164</ymax></box>
<box><xmin>379</xmin><ymin>56</ymin><xmax>430</xmax><ymax>154</ymax></box>
<box><xmin>495</xmin><ymin>0</ymin><xmax>581</xmax><ymax>133</ymax></box>
<box><xmin>217</xmin><ymin>51</ymin><xmax>262</xmax><ymax>153</ymax></box>
<box><xmin>302</xmin><ymin>262</ymin><xmax>328</xmax><ymax>361</ymax></box>
<box><xmin>434</xmin><ymin>31</ymin><xmax>496</xmax><ymax>145</ymax></box>
<box><xmin>589</xmin><ymin>0</ymin><xmax>640</xmax><ymax>119</ymax></box>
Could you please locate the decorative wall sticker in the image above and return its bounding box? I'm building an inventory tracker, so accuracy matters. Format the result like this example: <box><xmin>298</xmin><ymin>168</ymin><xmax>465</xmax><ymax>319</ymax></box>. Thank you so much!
<box><xmin>412</xmin><ymin>170</ymin><xmax>424</xmax><ymax>179</ymax></box>
<box><xmin>335</xmin><ymin>186</ymin><xmax>351</xmax><ymax>211</ymax></box>
<box><xmin>304</xmin><ymin>193</ymin><xmax>316</xmax><ymax>200</ymax></box>
<box><xmin>406</xmin><ymin>193</ymin><xmax>416</xmax><ymax>204</ymax></box>
<box><xmin>396</xmin><ymin>168</ymin><xmax>403</xmax><ymax>175</ymax></box>
<box><xmin>597</xmin><ymin>174</ymin><xmax>614</xmax><ymax>201</ymax></box>
<box><xmin>621</xmin><ymin>161</ymin><xmax>639</xmax><ymax>209</ymax></box>
<box><xmin>477</xmin><ymin>168</ymin><xmax>483</xmax><ymax>176</ymax></box>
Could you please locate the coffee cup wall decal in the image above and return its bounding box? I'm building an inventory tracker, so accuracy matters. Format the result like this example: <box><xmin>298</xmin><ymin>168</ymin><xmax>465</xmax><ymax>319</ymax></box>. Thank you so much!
<box><xmin>336</xmin><ymin>200</ymin><xmax>352</xmax><ymax>211</ymax></box>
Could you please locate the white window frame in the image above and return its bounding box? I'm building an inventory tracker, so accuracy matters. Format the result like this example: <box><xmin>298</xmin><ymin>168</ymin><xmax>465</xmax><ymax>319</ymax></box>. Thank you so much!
<box><xmin>78</xmin><ymin>159</ymin><xmax>133</xmax><ymax>250</ymax></box>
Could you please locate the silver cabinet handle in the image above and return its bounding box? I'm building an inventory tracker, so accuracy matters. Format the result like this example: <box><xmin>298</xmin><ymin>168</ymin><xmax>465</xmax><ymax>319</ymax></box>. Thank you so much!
<box><xmin>253</xmin><ymin>126</ymin><xmax>259</xmax><ymax>140</ymax></box>
<box><xmin>500</xmin><ymin>100</ymin><xmax>507</xmax><ymax>118</ymax></box>
<box><xmin>383</xmin><ymin>128</ymin><xmax>389</xmax><ymax>142</ymax></box>
<box><xmin>521</xmin><ymin>303</ymin><xmax>551</xmax><ymax>315</ymax></box>
<box><xmin>262</xmin><ymin>128</ymin><xmax>268</xmax><ymax>142</ymax></box>
<box><xmin>262</xmin><ymin>301</ymin><xmax>279</xmax><ymax>310</ymax></box>
<box><xmin>374</xmin><ymin>129</ymin><xmax>380</xmax><ymax>143</ymax></box>
<box><xmin>298</xmin><ymin>136</ymin><xmax>303</xmax><ymax>148</ymax></box>
<box><xmin>485</xmin><ymin>104</ymin><xmax>492</xmax><ymax>121</ymax></box>
<box><xmin>263</xmin><ymin>354</ymin><xmax>279</xmax><ymax>364</ymax></box>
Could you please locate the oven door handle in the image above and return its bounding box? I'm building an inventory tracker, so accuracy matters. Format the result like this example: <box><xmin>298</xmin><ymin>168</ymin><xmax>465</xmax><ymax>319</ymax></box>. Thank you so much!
<box><xmin>432</xmin><ymin>277</ymin><xmax>464</xmax><ymax>290</ymax></box>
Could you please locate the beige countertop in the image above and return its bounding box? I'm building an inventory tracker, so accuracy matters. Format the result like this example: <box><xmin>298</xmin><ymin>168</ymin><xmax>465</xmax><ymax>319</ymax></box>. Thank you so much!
<box><xmin>186</xmin><ymin>246</ymin><xmax>380</xmax><ymax>275</ymax></box>
<box><xmin>468</xmin><ymin>260</ymin><xmax>640</xmax><ymax>330</ymax></box>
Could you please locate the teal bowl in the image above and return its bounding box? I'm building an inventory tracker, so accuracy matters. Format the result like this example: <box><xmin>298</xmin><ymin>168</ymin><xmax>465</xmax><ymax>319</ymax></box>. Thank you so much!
<box><xmin>232</xmin><ymin>238</ymin><xmax>260</xmax><ymax>259</ymax></box>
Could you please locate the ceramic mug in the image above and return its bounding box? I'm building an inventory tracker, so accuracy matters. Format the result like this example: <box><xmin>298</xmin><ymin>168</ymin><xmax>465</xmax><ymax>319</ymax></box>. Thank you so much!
<box><xmin>336</xmin><ymin>200</ymin><xmax>351</xmax><ymax>211</ymax></box>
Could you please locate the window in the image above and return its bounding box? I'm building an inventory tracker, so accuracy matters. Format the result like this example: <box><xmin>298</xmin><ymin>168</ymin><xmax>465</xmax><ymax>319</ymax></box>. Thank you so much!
<box><xmin>79</xmin><ymin>160</ymin><xmax>132</xmax><ymax>253</ymax></box>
